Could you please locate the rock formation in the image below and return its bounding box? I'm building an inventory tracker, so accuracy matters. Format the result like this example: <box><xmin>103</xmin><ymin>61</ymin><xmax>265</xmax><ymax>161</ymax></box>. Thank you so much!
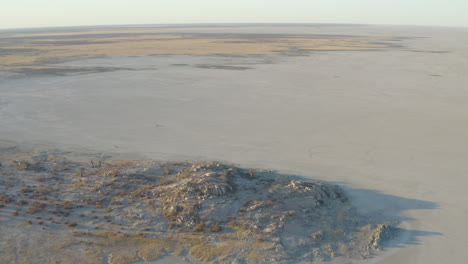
<box><xmin>0</xmin><ymin>149</ymin><xmax>396</xmax><ymax>264</ymax></box>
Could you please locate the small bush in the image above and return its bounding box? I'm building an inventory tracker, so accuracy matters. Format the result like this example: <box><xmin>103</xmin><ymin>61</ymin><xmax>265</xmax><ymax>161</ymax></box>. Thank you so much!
<box><xmin>13</xmin><ymin>160</ymin><xmax>31</xmax><ymax>170</ymax></box>
<box><xmin>17</xmin><ymin>199</ymin><xmax>28</xmax><ymax>206</ymax></box>
<box><xmin>163</xmin><ymin>167</ymin><xmax>172</xmax><ymax>175</ymax></box>
<box><xmin>242</xmin><ymin>200</ymin><xmax>252</xmax><ymax>207</ymax></box>
<box><xmin>246</xmin><ymin>169</ymin><xmax>256</xmax><ymax>179</ymax></box>
<box><xmin>0</xmin><ymin>194</ymin><xmax>13</xmax><ymax>204</ymax></box>
<box><xmin>193</xmin><ymin>223</ymin><xmax>205</xmax><ymax>232</ymax></box>
<box><xmin>62</xmin><ymin>201</ymin><xmax>74</xmax><ymax>209</ymax></box>
<box><xmin>27</xmin><ymin>201</ymin><xmax>47</xmax><ymax>214</ymax></box>
<box><xmin>20</xmin><ymin>187</ymin><xmax>33</xmax><ymax>194</ymax></box>
<box><xmin>210</xmin><ymin>225</ymin><xmax>222</xmax><ymax>232</ymax></box>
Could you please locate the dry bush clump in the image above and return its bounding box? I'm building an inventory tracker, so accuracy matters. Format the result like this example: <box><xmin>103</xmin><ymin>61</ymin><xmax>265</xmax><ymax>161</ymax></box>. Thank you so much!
<box><xmin>27</xmin><ymin>201</ymin><xmax>47</xmax><ymax>214</ymax></box>
<box><xmin>0</xmin><ymin>194</ymin><xmax>13</xmax><ymax>206</ymax></box>
<box><xmin>16</xmin><ymin>199</ymin><xmax>27</xmax><ymax>206</ymax></box>
<box><xmin>163</xmin><ymin>166</ymin><xmax>172</xmax><ymax>175</ymax></box>
<box><xmin>192</xmin><ymin>223</ymin><xmax>205</xmax><ymax>232</ymax></box>
<box><xmin>12</xmin><ymin>160</ymin><xmax>32</xmax><ymax>170</ymax></box>
<box><xmin>61</xmin><ymin>201</ymin><xmax>74</xmax><ymax>210</ymax></box>
<box><xmin>210</xmin><ymin>224</ymin><xmax>222</xmax><ymax>232</ymax></box>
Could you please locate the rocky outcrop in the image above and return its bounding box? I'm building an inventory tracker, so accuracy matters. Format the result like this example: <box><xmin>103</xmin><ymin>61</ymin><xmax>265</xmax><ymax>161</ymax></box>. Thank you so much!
<box><xmin>0</xmin><ymin>151</ymin><xmax>396</xmax><ymax>264</ymax></box>
<box><xmin>368</xmin><ymin>224</ymin><xmax>393</xmax><ymax>251</ymax></box>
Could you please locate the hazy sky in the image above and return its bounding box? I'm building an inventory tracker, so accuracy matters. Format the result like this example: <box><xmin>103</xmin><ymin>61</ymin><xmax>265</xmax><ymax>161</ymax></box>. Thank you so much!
<box><xmin>1</xmin><ymin>0</ymin><xmax>467</xmax><ymax>29</ymax></box>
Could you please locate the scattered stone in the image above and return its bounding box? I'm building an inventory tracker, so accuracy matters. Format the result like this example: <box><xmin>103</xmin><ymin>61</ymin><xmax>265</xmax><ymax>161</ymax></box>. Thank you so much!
<box><xmin>310</xmin><ymin>230</ymin><xmax>324</xmax><ymax>243</ymax></box>
<box><xmin>12</xmin><ymin>160</ymin><xmax>32</xmax><ymax>170</ymax></box>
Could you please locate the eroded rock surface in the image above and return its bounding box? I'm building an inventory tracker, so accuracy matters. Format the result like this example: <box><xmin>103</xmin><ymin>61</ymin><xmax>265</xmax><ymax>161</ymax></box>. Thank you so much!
<box><xmin>0</xmin><ymin>148</ymin><xmax>396</xmax><ymax>264</ymax></box>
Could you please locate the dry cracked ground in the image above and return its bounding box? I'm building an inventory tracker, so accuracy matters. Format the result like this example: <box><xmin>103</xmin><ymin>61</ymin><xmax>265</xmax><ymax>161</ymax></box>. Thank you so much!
<box><xmin>0</xmin><ymin>145</ymin><xmax>396</xmax><ymax>264</ymax></box>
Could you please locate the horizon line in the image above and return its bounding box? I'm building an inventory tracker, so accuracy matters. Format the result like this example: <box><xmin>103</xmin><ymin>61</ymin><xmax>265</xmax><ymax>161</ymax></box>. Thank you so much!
<box><xmin>1</xmin><ymin>22</ymin><xmax>467</xmax><ymax>32</ymax></box>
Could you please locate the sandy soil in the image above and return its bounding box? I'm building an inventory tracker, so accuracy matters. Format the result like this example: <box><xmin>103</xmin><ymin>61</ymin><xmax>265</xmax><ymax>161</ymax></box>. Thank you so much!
<box><xmin>1</xmin><ymin>24</ymin><xmax>468</xmax><ymax>263</ymax></box>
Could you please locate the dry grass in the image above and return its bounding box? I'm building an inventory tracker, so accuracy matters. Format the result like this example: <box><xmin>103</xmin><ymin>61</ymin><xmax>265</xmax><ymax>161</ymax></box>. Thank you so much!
<box><xmin>188</xmin><ymin>235</ymin><xmax>270</xmax><ymax>263</ymax></box>
<box><xmin>92</xmin><ymin>232</ymin><xmax>182</xmax><ymax>263</ymax></box>
<box><xmin>0</xmin><ymin>27</ymin><xmax>396</xmax><ymax>70</ymax></box>
<box><xmin>189</xmin><ymin>243</ymin><xmax>220</xmax><ymax>262</ymax></box>
<box><xmin>156</xmin><ymin>177</ymin><xmax>175</xmax><ymax>187</ymax></box>
<box><xmin>227</xmin><ymin>221</ymin><xmax>249</xmax><ymax>231</ymax></box>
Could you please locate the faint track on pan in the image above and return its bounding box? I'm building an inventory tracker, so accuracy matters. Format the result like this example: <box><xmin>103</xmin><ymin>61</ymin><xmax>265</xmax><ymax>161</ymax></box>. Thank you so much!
<box><xmin>0</xmin><ymin>99</ymin><xmax>9</xmax><ymax>110</ymax></box>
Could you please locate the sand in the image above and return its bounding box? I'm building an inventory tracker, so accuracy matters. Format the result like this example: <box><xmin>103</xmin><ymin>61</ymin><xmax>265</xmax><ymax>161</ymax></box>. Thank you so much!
<box><xmin>1</xmin><ymin>24</ymin><xmax>468</xmax><ymax>263</ymax></box>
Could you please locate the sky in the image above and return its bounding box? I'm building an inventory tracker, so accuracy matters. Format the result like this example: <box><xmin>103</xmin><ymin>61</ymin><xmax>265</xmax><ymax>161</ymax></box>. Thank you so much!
<box><xmin>1</xmin><ymin>0</ymin><xmax>467</xmax><ymax>29</ymax></box>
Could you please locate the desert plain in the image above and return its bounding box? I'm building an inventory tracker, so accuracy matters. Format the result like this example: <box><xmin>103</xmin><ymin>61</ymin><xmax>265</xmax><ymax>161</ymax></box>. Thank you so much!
<box><xmin>0</xmin><ymin>24</ymin><xmax>468</xmax><ymax>263</ymax></box>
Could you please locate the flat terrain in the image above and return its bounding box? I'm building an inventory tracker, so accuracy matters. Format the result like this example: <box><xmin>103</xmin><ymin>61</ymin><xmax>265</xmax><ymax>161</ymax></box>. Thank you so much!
<box><xmin>1</xmin><ymin>24</ymin><xmax>468</xmax><ymax>263</ymax></box>
<box><xmin>0</xmin><ymin>25</ymin><xmax>396</xmax><ymax>72</ymax></box>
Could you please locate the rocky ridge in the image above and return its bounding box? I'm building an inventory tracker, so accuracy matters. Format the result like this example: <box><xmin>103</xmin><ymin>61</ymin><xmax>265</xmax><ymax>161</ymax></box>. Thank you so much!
<box><xmin>0</xmin><ymin>149</ymin><xmax>396</xmax><ymax>264</ymax></box>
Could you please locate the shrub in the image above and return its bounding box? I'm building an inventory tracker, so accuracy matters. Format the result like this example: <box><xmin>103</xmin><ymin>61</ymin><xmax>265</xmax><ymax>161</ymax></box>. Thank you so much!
<box><xmin>62</xmin><ymin>201</ymin><xmax>74</xmax><ymax>209</ymax></box>
<box><xmin>163</xmin><ymin>167</ymin><xmax>172</xmax><ymax>175</ymax></box>
<box><xmin>27</xmin><ymin>201</ymin><xmax>47</xmax><ymax>214</ymax></box>
<box><xmin>210</xmin><ymin>225</ymin><xmax>222</xmax><ymax>232</ymax></box>
<box><xmin>13</xmin><ymin>160</ymin><xmax>31</xmax><ymax>170</ymax></box>
<box><xmin>193</xmin><ymin>223</ymin><xmax>205</xmax><ymax>232</ymax></box>
<box><xmin>0</xmin><ymin>194</ymin><xmax>13</xmax><ymax>204</ymax></box>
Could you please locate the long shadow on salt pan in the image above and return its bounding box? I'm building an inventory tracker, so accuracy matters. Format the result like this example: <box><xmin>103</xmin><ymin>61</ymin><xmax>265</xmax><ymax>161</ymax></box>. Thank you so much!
<box><xmin>277</xmin><ymin>172</ymin><xmax>441</xmax><ymax>252</ymax></box>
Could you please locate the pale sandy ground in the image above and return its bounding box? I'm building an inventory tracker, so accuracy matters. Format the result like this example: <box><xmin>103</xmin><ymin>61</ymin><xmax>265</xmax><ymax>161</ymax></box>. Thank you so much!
<box><xmin>1</xmin><ymin>25</ymin><xmax>468</xmax><ymax>263</ymax></box>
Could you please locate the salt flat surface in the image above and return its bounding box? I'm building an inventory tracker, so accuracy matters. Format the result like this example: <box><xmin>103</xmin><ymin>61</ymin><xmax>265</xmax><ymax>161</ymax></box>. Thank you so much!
<box><xmin>1</xmin><ymin>25</ymin><xmax>468</xmax><ymax>263</ymax></box>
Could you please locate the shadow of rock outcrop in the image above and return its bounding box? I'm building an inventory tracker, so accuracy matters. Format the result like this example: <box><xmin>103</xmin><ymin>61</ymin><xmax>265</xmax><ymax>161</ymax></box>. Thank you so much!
<box><xmin>275</xmin><ymin>172</ymin><xmax>441</xmax><ymax>254</ymax></box>
<box><xmin>0</xmin><ymin>143</ymin><xmax>441</xmax><ymax>263</ymax></box>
